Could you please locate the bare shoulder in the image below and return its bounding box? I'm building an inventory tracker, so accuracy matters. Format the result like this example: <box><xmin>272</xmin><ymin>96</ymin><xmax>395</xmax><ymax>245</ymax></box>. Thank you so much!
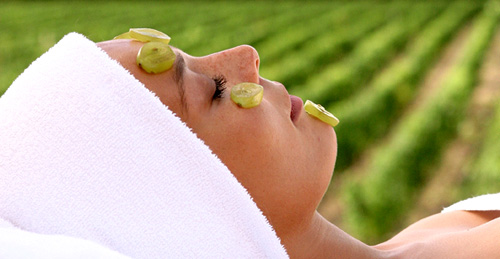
<box><xmin>402</xmin><ymin>210</ymin><xmax>500</xmax><ymax>232</ymax></box>
<box><xmin>375</xmin><ymin>211</ymin><xmax>500</xmax><ymax>258</ymax></box>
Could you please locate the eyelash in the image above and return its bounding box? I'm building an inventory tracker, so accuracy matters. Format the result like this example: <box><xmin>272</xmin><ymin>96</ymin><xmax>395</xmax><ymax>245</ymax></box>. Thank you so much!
<box><xmin>212</xmin><ymin>75</ymin><xmax>227</xmax><ymax>100</ymax></box>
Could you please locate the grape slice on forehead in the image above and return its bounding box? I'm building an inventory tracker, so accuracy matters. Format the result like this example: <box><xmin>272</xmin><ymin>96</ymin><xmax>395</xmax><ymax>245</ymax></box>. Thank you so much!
<box><xmin>136</xmin><ymin>42</ymin><xmax>176</xmax><ymax>73</ymax></box>
<box><xmin>129</xmin><ymin>28</ymin><xmax>171</xmax><ymax>44</ymax></box>
<box><xmin>114</xmin><ymin>28</ymin><xmax>171</xmax><ymax>44</ymax></box>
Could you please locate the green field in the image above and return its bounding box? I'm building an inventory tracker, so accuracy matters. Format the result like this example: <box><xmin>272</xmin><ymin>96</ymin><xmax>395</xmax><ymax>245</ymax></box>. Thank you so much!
<box><xmin>2</xmin><ymin>0</ymin><xmax>500</xmax><ymax>244</ymax></box>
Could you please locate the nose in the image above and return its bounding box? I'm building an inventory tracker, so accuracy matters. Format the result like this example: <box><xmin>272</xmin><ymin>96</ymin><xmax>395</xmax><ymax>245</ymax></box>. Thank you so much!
<box><xmin>232</xmin><ymin>44</ymin><xmax>260</xmax><ymax>73</ymax></box>
<box><xmin>201</xmin><ymin>45</ymin><xmax>260</xmax><ymax>84</ymax></box>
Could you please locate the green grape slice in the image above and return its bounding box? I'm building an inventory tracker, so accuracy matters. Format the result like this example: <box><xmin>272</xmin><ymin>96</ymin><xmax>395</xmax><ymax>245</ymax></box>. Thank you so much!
<box><xmin>129</xmin><ymin>28</ymin><xmax>171</xmax><ymax>44</ymax></box>
<box><xmin>304</xmin><ymin>100</ymin><xmax>339</xmax><ymax>127</ymax></box>
<box><xmin>136</xmin><ymin>42</ymin><xmax>176</xmax><ymax>73</ymax></box>
<box><xmin>113</xmin><ymin>32</ymin><xmax>133</xmax><ymax>40</ymax></box>
<box><xmin>230</xmin><ymin>83</ymin><xmax>264</xmax><ymax>108</ymax></box>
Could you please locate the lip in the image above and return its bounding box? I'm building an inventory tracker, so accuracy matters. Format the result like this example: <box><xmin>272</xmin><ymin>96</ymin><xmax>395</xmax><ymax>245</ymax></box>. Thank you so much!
<box><xmin>290</xmin><ymin>95</ymin><xmax>303</xmax><ymax>123</ymax></box>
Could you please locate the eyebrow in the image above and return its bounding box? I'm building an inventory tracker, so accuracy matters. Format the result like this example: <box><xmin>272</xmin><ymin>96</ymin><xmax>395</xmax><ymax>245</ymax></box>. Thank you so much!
<box><xmin>172</xmin><ymin>50</ymin><xmax>189</xmax><ymax>117</ymax></box>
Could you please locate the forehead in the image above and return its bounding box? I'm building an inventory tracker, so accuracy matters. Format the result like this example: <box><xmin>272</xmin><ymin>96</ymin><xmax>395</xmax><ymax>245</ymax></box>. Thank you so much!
<box><xmin>97</xmin><ymin>40</ymin><xmax>186</xmax><ymax>119</ymax></box>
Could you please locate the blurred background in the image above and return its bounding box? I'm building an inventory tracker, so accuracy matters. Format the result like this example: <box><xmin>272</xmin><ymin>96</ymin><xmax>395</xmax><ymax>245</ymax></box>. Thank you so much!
<box><xmin>2</xmin><ymin>0</ymin><xmax>500</xmax><ymax>244</ymax></box>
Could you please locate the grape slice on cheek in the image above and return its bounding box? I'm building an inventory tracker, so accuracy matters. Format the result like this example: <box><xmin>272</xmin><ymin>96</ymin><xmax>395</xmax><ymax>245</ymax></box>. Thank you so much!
<box><xmin>230</xmin><ymin>83</ymin><xmax>264</xmax><ymax>108</ymax></box>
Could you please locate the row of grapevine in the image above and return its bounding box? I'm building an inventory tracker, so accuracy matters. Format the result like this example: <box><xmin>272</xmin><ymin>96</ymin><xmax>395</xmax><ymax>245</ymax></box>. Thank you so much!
<box><xmin>460</xmin><ymin>99</ymin><xmax>500</xmax><ymax>198</ymax></box>
<box><xmin>331</xmin><ymin>2</ymin><xmax>478</xmax><ymax>171</ymax></box>
<box><xmin>342</xmin><ymin>2</ymin><xmax>500</xmax><ymax>243</ymax></box>
<box><xmin>261</xmin><ymin>3</ymin><xmax>396</xmax><ymax>89</ymax></box>
<box><xmin>292</xmin><ymin>2</ymin><xmax>446</xmax><ymax>104</ymax></box>
<box><xmin>177</xmin><ymin>3</ymin><xmax>318</xmax><ymax>55</ymax></box>
<box><xmin>255</xmin><ymin>4</ymin><xmax>367</xmax><ymax>66</ymax></box>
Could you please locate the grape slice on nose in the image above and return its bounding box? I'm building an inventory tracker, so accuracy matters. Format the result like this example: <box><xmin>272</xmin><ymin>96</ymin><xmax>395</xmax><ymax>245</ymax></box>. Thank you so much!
<box><xmin>136</xmin><ymin>42</ymin><xmax>176</xmax><ymax>73</ymax></box>
<box><xmin>230</xmin><ymin>83</ymin><xmax>264</xmax><ymax>108</ymax></box>
<box><xmin>304</xmin><ymin>100</ymin><xmax>339</xmax><ymax>127</ymax></box>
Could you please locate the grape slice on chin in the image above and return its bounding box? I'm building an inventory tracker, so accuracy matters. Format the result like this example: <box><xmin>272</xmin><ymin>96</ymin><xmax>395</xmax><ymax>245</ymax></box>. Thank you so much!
<box><xmin>136</xmin><ymin>42</ymin><xmax>176</xmax><ymax>73</ymax></box>
<box><xmin>230</xmin><ymin>83</ymin><xmax>264</xmax><ymax>108</ymax></box>
<box><xmin>304</xmin><ymin>100</ymin><xmax>339</xmax><ymax>127</ymax></box>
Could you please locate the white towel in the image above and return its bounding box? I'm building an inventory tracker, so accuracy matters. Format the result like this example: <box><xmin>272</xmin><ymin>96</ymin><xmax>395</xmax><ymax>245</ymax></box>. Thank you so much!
<box><xmin>442</xmin><ymin>193</ymin><xmax>500</xmax><ymax>213</ymax></box>
<box><xmin>0</xmin><ymin>32</ymin><xmax>288</xmax><ymax>258</ymax></box>
<box><xmin>0</xmin><ymin>226</ymin><xmax>132</xmax><ymax>259</ymax></box>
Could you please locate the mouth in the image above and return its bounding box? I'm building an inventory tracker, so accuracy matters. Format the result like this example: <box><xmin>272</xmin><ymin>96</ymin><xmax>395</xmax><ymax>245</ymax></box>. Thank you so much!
<box><xmin>290</xmin><ymin>95</ymin><xmax>303</xmax><ymax>123</ymax></box>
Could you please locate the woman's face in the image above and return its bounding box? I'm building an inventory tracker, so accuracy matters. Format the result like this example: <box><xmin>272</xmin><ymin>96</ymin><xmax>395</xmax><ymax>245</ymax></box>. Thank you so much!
<box><xmin>98</xmin><ymin>40</ymin><xmax>337</xmax><ymax>233</ymax></box>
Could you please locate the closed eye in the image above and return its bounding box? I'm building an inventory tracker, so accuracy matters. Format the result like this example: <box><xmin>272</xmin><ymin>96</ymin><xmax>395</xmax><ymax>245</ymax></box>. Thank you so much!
<box><xmin>212</xmin><ymin>75</ymin><xmax>227</xmax><ymax>101</ymax></box>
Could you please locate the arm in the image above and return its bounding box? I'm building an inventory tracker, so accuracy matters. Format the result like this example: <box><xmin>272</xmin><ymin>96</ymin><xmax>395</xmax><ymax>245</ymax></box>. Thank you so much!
<box><xmin>376</xmin><ymin>211</ymin><xmax>500</xmax><ymax>258</ymax></box>
<box><xmin>410</xmin><ymin>216</ymin><xmax>500</xmax><ymax>258</ymax></box>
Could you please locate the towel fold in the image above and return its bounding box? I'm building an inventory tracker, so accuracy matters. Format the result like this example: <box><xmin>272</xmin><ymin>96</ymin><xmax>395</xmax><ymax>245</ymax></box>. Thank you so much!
<box><xmin>0</xmin><ymin>33</ymin><xmax>287</xmax><ymax>258</ymax></box>
<box><xmin>442</xmin><ymin>193</ymin><xmax>500</xmax><ymax>213</ymax></box>
<box><xmin>0</xmin><ymin>225</ymin><xmax>131</xmax><ymax>259</ymax></box>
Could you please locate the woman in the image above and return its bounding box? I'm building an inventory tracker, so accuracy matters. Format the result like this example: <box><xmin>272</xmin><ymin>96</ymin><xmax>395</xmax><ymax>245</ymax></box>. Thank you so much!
<box><xmin>98</xmin><ymin>40</ymin><xmax>338</xmax><ymax>256</ymax></box>
<box><xmin>0</xmin><ymin>31</ymin><xmax>498</xmax><ymax>258</ymax></box>
<box><xmin>98</xmin><ymin>37</ymin><xmax>500</xmax><ymax>258</ymax></box>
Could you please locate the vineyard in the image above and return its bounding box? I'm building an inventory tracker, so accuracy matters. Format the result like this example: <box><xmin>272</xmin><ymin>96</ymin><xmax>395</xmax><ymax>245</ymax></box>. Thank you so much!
<box><xmin>2</xmin><ymin>0</ymin><xmax>500</xmax><ymax>244</ymax></box>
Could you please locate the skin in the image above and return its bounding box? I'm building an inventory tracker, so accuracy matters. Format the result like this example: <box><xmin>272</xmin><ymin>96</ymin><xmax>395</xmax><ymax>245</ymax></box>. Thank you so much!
<box><xmin>97</xmin><ymin>39</ymin><xmax>500</xmax><ymax>258</ymax></box>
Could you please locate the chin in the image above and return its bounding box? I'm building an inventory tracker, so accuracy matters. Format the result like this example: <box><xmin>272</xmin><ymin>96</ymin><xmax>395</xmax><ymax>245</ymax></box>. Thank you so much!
<box><xmin>299</xmin><ymin>115</ymin><xmax>338</xmax><ymax>191</ymax></box>
<box><xmin>330</xmin><ymin>127</ymin><xmax>338</xmax><ymax>171</ymax></box>
<box><xmin>318</xmin><ymin>121</ymin><xmax>337</xmax><ymax>171</ymax></box>
<box><xmin>321</xmin><ymin>126</ymin><xmax>338</xmax><ymax>191</ymax></box>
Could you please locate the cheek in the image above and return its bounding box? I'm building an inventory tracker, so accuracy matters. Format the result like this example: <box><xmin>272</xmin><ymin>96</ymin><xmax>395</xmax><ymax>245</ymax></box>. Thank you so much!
<box><xmin>199</xmin><ymin>107</ymin><xmax>286</xmax><ymax>181</ymax></box>
<box><xmin>209</xmin><ymin>112</ymin><xmax>281</xmax><ymax>170</ymax></box>
<box><xmin>203</xmin><ymin>104</ymin><xmax>336</xmax><ymax>190</ymax></box>
<box><xmin>193</xmin><ymin>104</ymin><xmax>337</xmax><ymax>228</ymax></box>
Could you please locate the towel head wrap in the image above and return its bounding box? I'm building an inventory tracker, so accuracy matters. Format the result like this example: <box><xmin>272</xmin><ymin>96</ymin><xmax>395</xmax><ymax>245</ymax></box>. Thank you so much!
<box><xmin>0</xmin><ymin>32</ymin><xmax>287</xmax><ymax>258</ymax></box>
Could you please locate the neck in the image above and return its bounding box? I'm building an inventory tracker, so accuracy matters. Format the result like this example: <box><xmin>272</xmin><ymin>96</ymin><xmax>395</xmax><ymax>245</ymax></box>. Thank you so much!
<box><xmin>280</xmin><ymin>212</ymin><xmax>391</xmax><ymax>259</ymax></box>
